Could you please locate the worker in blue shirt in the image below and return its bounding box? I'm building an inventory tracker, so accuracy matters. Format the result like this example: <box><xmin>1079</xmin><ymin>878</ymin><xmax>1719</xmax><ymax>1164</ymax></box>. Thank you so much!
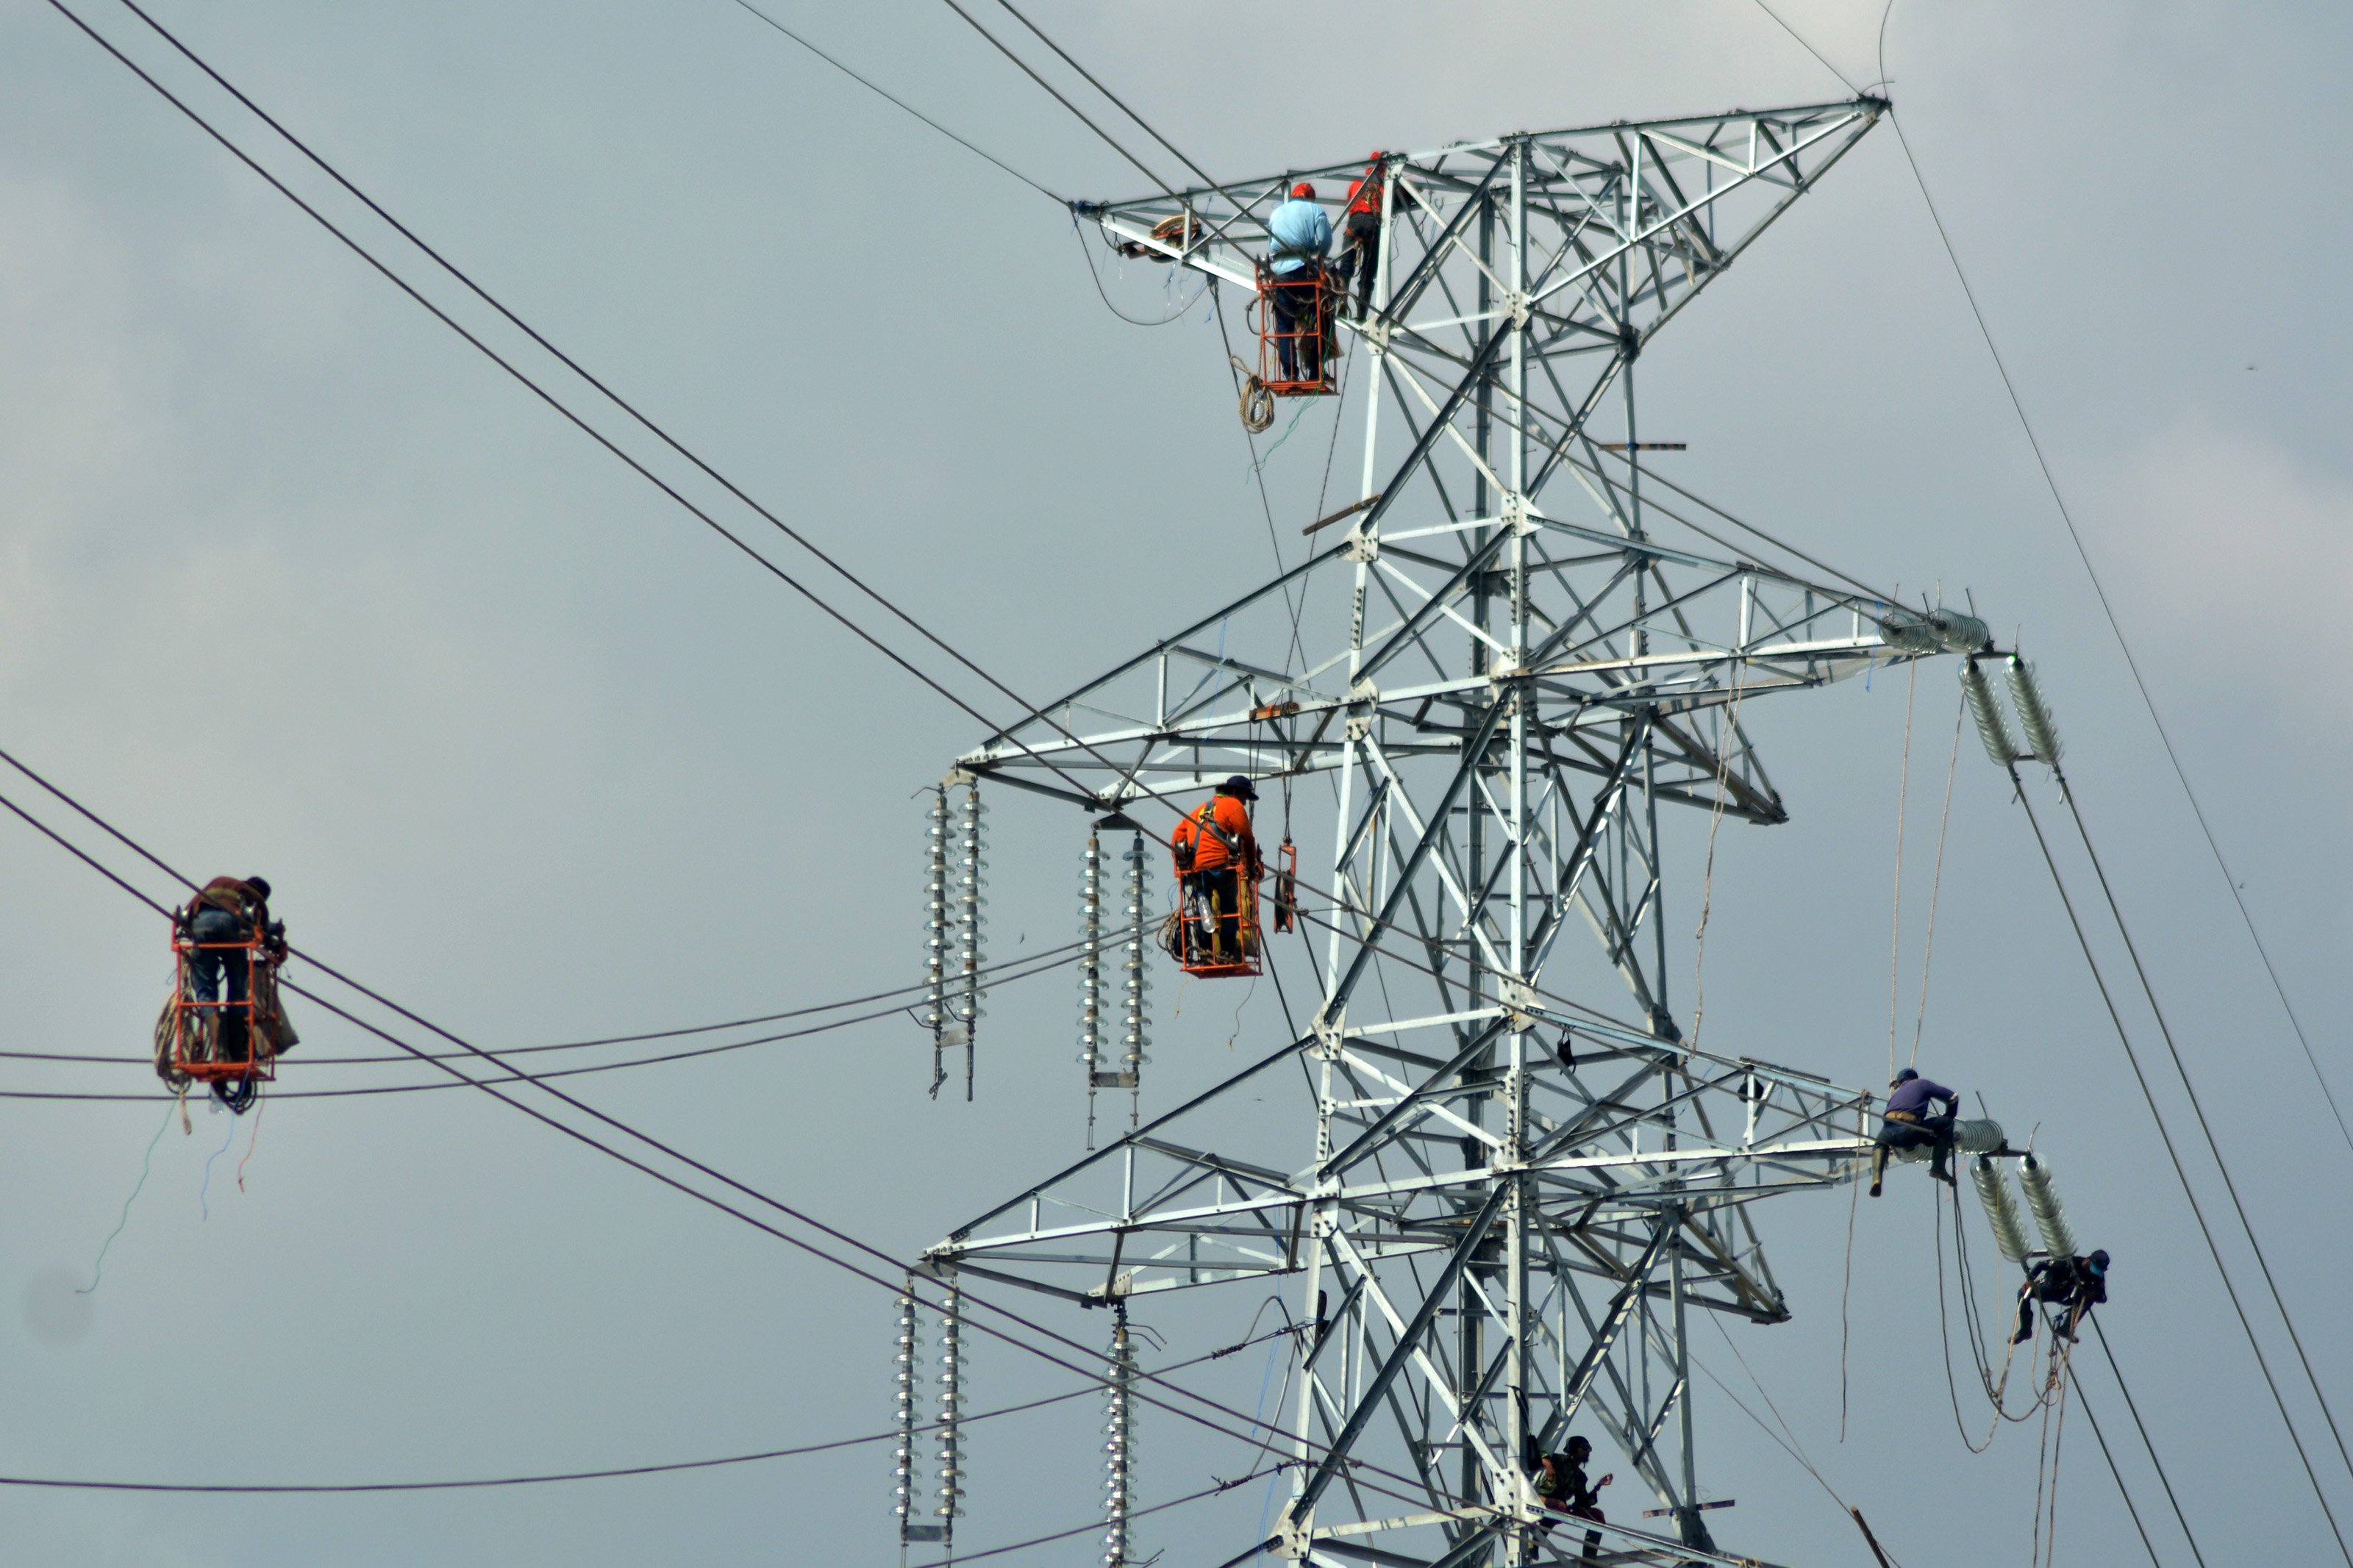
<box><xmin>1868</xmin><ymin>1066</ymin><xmax>1959</xmax><ymax>1197</ymax></box>
<box><xmin>1265</xmin><ymin>182</ymin><xmax>1333</xmax><ymax>382</ymax></box>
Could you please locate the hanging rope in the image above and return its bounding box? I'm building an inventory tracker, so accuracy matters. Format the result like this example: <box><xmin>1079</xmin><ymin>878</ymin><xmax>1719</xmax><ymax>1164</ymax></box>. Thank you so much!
<box><xmin>1885</xmin><ymin>657</ymin><xmax>1918</xmax><ymax>1081</ymax></box>
<box><xmin>1688</xmin><ymin>665</ymin><xmax>1748</xmax><ymax>1047</ymax></box>
<box><xmin>1907</xmin><ymin>692</ymin><xmax>1966</xmax><ymax>1067</ymax></box>
<box><xmin>1229</xmin><ymin>354</ymin><xmax>1274</xmax><ymax>433</ymax></box>
<box><xmin>235</xmin><ymin>1087</ymin><xmax>265</xmax><ymax>1191</ymax></box>
<box><xmin>79</xmin><ymin>1095</ymin><xmax>177</xmax><ymax>1295</ymax></box>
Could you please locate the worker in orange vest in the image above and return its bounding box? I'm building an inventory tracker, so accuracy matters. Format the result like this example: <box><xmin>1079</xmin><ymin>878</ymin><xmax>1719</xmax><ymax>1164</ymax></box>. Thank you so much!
<box><xmin>1171</xmin><ymin>776</ymin><xmax>1263</xmax><ymax>962</ymax></box>
<box><xmin>1335</xmin><ymin>153</ymin><xmax>1388</xmax><ymax>321</ymax></box>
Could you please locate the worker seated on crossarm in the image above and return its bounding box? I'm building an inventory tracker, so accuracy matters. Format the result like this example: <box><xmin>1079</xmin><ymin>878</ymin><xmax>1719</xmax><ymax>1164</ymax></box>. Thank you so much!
<box><xmin>2014</xmin><ymin>1248</ymin><xmax>2110</xmax><ymax>1345</ymax></box>
<box><xmin>1265</xmin><ymin>182</ymin><xmax>1332</xmax><ymax>382</ymax></box>
<box><xmin>1532</xmin><ymin>1435</ymin><xmax>1613</xmax><ymax>1561</ymax></box>
<box><xmin>177</xmin><ymin>875</ymin><xmax>284</xmax><ymax>1064</ymax></box>
<box><xmin>1170</xmin><ymin>776</ymin><xmax>1262</xmax><ymax>962</ymax></box>
<box><xmin>1868</xmin><ymin>1065</ymin><xmax>1959</xmax><ymax>1197</ymax></box>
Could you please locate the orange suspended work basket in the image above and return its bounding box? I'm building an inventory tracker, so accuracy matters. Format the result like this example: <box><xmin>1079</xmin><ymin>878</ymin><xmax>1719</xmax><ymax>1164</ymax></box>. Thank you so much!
<box><xmin>1163</xmin><ymin>873</ymin><xmax>1264</xmax><ymax>979</ymax></box>
<box><xmin>1253</xmin><ymin>261</ymin><xmax>1337</xmax><ymax>397</ymax></box>
<box><xmin>156</xmin><ymin>930</ymin><xmax>285</xmax><ymax>1095</ymax></box>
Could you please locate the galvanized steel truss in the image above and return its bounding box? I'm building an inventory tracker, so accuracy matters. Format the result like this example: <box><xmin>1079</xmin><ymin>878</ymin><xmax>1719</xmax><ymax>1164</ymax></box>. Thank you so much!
<box><xmin>923</xmin><ymin>99</ymin><xmax>1965</xmax><ymax>1567</ymax></box>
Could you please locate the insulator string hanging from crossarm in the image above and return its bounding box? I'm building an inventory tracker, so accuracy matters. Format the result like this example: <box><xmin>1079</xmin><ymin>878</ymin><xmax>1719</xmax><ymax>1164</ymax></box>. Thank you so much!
<box><xmin>893</xmin><ymin>1284</ymin><xmax>928</xmax><ymax>1550</ymax></box>
<box><xmin>2018</xmin><ymin>1151</ymin><xmax>2079</xmax><ymax>1260</ymax></box>
<box><xmin>1961</xmin><ymin>656</ymin><xmax>2020</xmax><ymax>766</ymax></box>
<box><xmin>1121</xmin><ymin>831</ymin><xmax>1151</xmax><ymax>1130</ymax></box>
<box><xmin>1972</xmin><ymin>1154</ymin><xmax>2032</xmax><ymax>1266</ymax></box>
<box><xmin>1078</xmin><ymin>828</ymin><xmax>1104</xmax><ymax>1145</ymax></box>
<box><xmin>1103</xmin><ymin>1300</ymin><xmax>1135</xmax><ymax>1568</ymax></box>
<box><xmin>924</xmin><ymin>786</ymin><xmax>951</xmax><ymax>1099</ymax></box>
<box><xmin>2007</xmin><ymin>654</ymin><xmax>2064</xmax><ymax>765</ymax></box>
<box><xmin>935</xmin><ymin>1274</ymin><xmax>965</xmax><ymax>1544</ymax></box>
<box><xmin>957</xmin><ymin>782</ymin><xmax>987</xmax><ymax>1101</ymax></box>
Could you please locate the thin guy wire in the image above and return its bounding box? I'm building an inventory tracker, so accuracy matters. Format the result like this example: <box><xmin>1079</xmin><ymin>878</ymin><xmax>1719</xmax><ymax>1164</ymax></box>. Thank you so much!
<box><xmin>87</xmin><ymin>0</ymin><xmax>1433</xmax><ymax>985</ymax></box>
<box><xmin>0</xmin><ymin>1386</ymin><xmax>1090</xmax><ymax>1494</ymax></box>
<box><xmin>0</xmin><ymin>1325</ymin><xmax>1290</xmax><ymax>1495</ymax></box>
<box><xmin>1907</xmin><ymin>693</ymin><xmax>1964</xmax><ymax>1067</ymax></box>
<box><xmin>2006</xmin><ymin>769</ymin><xmax>2353</xmax><ymax>1564</ymax></box>
<box><xmin>1744</xmin><ymin>0</ymin><xmax>1863</xmax><ymax>94</ymax></box>
<box><xmin>0</xmin><ymin>785</ymin><xmax>1475</xmax><ymax>1522</ymax></box>
<box><xmin>100</xmin><ymin>0</ymin><xmax>1126</xmax><ymax>801</ymax></box>
<box><xmin>2087</xmin><ymin>1313</ymin><xmax>2211</xmax><ymax>1568</ymax></box>
<box><xmin>2052</xmin><ymin>768</ymin><xmax>2353</xmax><ymax>1494</ymax></box>
<box><xmin>1885</xmin><ymin>656</ymin><xmax>1915</xmax><ymax>1081</ymax></box>
<box><xmin>987</xmin><ymin>0</ymin><xmax>1218</xmax><ymax>188</ymax></box>
<box><xmin>726</xmin><ymin>0</ymin><xmax>1062</xmax><ymax>201</ymax></box>
<box><xmin>1873</xmin><ymin>20</ymin><xmax>2353</xmax><ymax>1159</ymax></box>
<box><xmin>932</xmin><ymin>0</ymin><xmax>1175</xmax><ymax>198</ymax></box>
<box><xmin>56</xmin><ymin>7</ymin><xmax>1906</xmax><ymax>1053</ymax></box>
<box><xmin>2060</xmin><ymin>1364</ymin><xmax>2164</xmax><ymax>1568</ymax></box>
<box><xmin>52</xmin><ymin>0</ymin><xmax>1020</xmax><ymax>754</ymax></box>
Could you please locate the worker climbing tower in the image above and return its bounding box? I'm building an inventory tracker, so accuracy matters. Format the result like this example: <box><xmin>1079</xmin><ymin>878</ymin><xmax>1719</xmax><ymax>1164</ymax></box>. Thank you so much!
<box><xmin>907</xmin><ymin>97</ymin><xmax>2024</xmax><ymax>1565</ymax></box>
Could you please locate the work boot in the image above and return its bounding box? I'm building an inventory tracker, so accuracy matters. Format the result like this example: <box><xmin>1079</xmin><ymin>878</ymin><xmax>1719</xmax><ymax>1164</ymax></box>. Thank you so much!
<box><xmin>1868</xmin><ymin>1179</ymin><xmax>1883</xmax><ymax>1198</ymax></box>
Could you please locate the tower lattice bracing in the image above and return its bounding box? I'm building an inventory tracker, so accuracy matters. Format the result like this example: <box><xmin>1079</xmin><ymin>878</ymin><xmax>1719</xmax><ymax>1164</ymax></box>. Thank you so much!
<box><xmin>919</xmin><ymin>98</ymin><xmax>1978</xmax><ymax>1567</ymax></box>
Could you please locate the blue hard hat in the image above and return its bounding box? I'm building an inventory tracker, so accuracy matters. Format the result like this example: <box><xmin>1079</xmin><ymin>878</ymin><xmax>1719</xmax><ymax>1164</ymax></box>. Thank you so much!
<box><xmin>1893</xmin><ymin>1067</ymin><xmax>1919</xmax><ymax>1084</ymax></box>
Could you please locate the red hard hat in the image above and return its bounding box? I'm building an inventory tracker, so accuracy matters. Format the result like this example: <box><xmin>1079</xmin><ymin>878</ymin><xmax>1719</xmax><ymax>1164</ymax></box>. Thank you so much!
<box><xmin>1292</xmin><ymin>182</ymin><xmax>1315</xmax><ymax>199</ymax></box>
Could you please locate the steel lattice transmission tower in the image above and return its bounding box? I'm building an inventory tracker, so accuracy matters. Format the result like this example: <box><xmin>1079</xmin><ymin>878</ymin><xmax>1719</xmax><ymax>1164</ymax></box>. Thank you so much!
<box><xmin>914</xmin><ymin>96</ymin><xmax>1987</xmax><ymax>1567</ymax></box>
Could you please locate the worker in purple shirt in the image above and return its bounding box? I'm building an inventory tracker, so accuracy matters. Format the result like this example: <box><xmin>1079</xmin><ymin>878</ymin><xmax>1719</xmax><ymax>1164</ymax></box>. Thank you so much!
<box><xmin>1868</xmin><ymin>1066</ymin><xmax>1958</xmax><ymax>1197</ymax></box>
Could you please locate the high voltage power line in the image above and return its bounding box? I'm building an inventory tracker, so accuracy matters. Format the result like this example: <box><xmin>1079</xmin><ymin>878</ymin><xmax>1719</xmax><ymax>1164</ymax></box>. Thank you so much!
<box><xmin>37</xmin><ymin>1</ymin><xmax>2347</xmax><ymax>1557</ymax></box>
<box><xmin>0</xmin><ymin>766</ymin><xmax>1485</xmax><ymax>1528</ymax></box>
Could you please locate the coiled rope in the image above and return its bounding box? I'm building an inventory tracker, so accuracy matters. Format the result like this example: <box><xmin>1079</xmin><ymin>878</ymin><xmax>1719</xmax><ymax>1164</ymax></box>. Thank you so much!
<box><xmin>1230</xmin><ymin>354</ymin><xmax>1274</xmax><ymax>433</ymax></box>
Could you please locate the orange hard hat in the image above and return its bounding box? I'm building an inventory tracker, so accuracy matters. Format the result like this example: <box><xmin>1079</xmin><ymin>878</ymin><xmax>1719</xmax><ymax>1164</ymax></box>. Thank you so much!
<box><xmin>1292</xmin><ymin>182</ymin><xmax>1315</xmax><ymax>198</ymax></box>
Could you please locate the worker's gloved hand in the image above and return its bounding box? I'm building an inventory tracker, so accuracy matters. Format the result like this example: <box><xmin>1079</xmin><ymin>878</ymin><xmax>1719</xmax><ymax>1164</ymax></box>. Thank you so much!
<box><xmin>1599</xmin><ymin>1474</ymin><xmax>1614</xmax><ymax>1487</ymax></box>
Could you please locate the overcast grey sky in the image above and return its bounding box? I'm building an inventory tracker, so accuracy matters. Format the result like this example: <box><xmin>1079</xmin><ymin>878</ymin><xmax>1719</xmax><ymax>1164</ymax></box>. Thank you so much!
<box><xmin>3</xmin><ymin>1</ymin><xmax>2349</xmax><ymax>1564</ymax></box>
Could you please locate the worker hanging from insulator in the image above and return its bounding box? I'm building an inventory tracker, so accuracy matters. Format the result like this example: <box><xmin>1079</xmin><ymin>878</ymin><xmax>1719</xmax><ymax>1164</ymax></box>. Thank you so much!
<box><xmin>1257</xmin><ymin>182</ymin><xmax>1335</xmax><ymax>394</ymax></box>
<box><xmin>2014</xmin><ymin>1248</ymin><xmax>2110</xmax><ymax>1346</ymax></box>
<box><xmin>1273</xmin><ymin>835</ymin><xmax>1299</xmax><ymax>934</ymax></box>
<box><xmin>1868</xmin><ymin>1066</ymin><xmax>1959</xmax><ymax>1198</ymax></box>
<box><xmin>1332</xmin><ymin>153</ymin><xmax>1388</xmax><ymax>323</ymax></box>
<box><xmin>157</xmin><ymin>874</ymin><xmax>292</xmax><ymax>1114</ymax></box>
<box><xmin>1165</xmin><ymin>776</ymin><xmax>1264</xmax><ymax>978</ymax></box>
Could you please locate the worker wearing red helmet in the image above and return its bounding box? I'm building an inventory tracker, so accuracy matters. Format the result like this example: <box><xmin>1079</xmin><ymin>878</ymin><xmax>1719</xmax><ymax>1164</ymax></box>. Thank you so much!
<box><xmin>1265</xmin><ymin>182</ymin><xmax>1332</xmax><ymax>382</ymax></box>
<box><xmin>1171</xmin><ymin>776</ymin><xmax>1263</xmax><ymax>962</ymax></box>
<box><xmin>1335</xmin><ymin>153</ymin><xmax>1388</xmax><ymax>321</ymax></box>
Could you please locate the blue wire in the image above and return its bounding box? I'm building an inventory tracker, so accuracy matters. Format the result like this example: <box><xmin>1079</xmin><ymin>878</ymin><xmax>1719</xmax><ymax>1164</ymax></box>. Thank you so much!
<box><xmin>198</xmin><ymin>1106</ymin><xmax>238</xmax><ymax>1220</ymax></box>
<box><xmin>79</xmin><ymin>1097</ymin><xmax>177</xmax><ymax>1294</ymax></box>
